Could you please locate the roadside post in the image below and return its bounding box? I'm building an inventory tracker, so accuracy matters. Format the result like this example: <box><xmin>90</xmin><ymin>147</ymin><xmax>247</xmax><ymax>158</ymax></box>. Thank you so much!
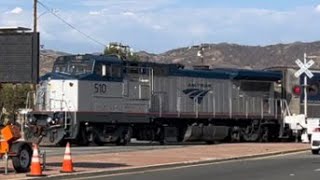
<box><xmin>41</xmin><ymin>149</ymin><xmax>46</xmax><ymax>170</ymax></box>
<box><xmin>4</xmin><ymin>152</ymin><xmax>8</xmax><ymax>175</ymax></box>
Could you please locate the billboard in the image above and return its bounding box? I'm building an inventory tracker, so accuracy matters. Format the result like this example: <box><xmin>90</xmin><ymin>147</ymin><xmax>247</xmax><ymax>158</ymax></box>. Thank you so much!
<box><xmin>0</xmin><ymin>32</ymin><xmax>39</xmax><ymax>83</ymax></box>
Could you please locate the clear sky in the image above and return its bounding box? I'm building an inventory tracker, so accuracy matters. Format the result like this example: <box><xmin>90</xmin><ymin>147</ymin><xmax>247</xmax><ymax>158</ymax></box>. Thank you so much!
<box><xmin>1</xmin><ymin>0</ymin><xmax>320</xmax><ymax>54</ymax></box>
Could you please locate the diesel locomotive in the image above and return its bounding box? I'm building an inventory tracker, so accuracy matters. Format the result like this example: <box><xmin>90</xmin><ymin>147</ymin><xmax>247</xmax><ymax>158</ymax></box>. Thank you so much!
<box><xmin>24</xmin><ymin>54</ymin><xmax>319</xmax><ymax>145</ymax></box>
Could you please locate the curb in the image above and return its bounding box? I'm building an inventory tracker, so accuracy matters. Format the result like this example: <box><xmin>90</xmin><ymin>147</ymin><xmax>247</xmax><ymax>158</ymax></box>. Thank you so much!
<box><xmin>39</xmin><ymin>148</ymin><xmax>309</xmax><ymax>180</ymax></box>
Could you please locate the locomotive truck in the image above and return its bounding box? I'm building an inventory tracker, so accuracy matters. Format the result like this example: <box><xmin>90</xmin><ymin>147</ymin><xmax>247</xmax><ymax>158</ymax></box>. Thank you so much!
<box><xmin>24</xmin><ymin>54</ymin><xmax>317</xmax><ymax>146</ymax></box>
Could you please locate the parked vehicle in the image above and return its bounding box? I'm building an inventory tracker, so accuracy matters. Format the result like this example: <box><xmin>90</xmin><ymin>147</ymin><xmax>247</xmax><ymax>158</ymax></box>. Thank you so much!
<box><xmin>311</xmin><ymin>128</ymin><xmax>320</xmax><ymax>154</ymax></box>
<box><xmin>0</xmin><ymin>125</ymin><xmax>32</xmax><ymax>172</ymax></box>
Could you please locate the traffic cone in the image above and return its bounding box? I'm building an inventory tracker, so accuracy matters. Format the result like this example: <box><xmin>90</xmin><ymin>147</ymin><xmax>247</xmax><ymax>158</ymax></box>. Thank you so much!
<box><xmin>60</xmin><ymin>142</ymin><xmax>74</xmax><ymax>173</ymax></box>
<box><xmin>27</xmin><ymin>144</ymin><xmax>45</xmax><ymax>176</ymax></box>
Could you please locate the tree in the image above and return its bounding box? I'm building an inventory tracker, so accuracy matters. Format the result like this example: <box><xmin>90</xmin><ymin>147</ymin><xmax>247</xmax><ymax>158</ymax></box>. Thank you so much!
<box><xmin>0</xmin><ymin>84</ymin><xmax>32</xmax><ymax>120</ymax></box>
<box><xmin>104</xmin><ymin>43</ymin><xmax>140</xmax><ymax>61</ymax></box>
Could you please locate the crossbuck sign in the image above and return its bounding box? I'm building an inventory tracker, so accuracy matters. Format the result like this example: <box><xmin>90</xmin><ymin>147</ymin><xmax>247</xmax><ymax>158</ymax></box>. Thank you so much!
<box><xmin>294</xmin><ymin>59</ymin><xmax>314</xmax><ymax>78</ymax></box>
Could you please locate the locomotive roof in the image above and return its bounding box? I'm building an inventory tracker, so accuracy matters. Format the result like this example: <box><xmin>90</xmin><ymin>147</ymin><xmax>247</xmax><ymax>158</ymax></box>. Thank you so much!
<box><xmin>121</xmin><ymin>59</ymin><xmax>282</xmax><ymax>81</ymax></box>
<box><xmin>51</xmin><ymin>54</ymin><xmax>282</xmax><ymax>82</ymax></box>
<box><xmin>169</xmin><ymin>68</ymin><xmax>281</xmax><ymax>81</ymax></box>
<box><xmin>55</xmin><ymin>54</ymin><xmax>123</xmax><ymax>64</ymax></box>
<box><xmin>212</xmin><ymin>68</ymin><xmax>282</xmax><ymax>81</ymax></box>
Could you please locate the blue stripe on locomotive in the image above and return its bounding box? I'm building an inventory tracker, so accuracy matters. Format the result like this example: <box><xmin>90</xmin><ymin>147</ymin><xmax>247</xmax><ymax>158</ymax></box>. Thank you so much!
<box><xmin>169</xmin><ymin>68</ymin><xmax>281</xmax><ymax>81</ymax></box>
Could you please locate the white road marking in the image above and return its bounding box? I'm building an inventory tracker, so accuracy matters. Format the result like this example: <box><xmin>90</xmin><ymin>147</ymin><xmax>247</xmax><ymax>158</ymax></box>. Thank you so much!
<box><xmin>62</xmin><ymin>151</ymin><xmax>307</xmax><ymax>180</ymax></box>
<box><xmin>314</xmin><ymin>168</ymin><xmax>320</xmax><ymax>172</ymax></box>
<box><xmin>243</xmin><ymin>151</ymin><xmax>307</xmax><ymax>161</ymax></box>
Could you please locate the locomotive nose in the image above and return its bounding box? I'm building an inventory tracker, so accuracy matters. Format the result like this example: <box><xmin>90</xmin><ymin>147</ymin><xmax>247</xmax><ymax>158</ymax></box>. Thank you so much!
<box><xmin>25</xmin><ymin>112</ymin><xmax>66</xmax><ymax>146</ymax></box>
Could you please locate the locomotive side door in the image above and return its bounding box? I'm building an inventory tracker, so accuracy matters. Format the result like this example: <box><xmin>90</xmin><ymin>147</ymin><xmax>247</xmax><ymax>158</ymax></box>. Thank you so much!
<box><xmin>123</xmin><ymin>66</ymin><xmax>153</xmax><ymax>113</ymax></box>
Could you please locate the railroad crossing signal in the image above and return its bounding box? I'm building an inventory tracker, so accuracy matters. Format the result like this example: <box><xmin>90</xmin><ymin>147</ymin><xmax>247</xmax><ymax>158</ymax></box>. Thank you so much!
<box><xmin>294</xmin><ymin>58</ymin><xmax>314</xmax><ymax>78</ymax></box>
<box><xmin>294</xmin><ymin>53</ymin><xmax>317</xmax><ymax>121</ymax></box>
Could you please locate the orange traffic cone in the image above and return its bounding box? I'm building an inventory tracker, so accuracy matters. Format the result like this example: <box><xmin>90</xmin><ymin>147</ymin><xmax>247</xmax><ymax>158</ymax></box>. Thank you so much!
<box><xmin>27</xmin><ymin>144</ymin><xmax>46</xmax><ymax>176</ymax></box>
<box><xmin>60</xmin><ymin>142</ymin><xmax>74</xmax><ymax>173</ymax></box>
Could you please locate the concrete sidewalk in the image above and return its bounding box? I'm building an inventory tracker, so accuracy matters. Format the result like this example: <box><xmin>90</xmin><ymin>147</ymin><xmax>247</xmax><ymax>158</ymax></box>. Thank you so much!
<box><xmin>0</xmin><ymin>143</ymin><xmax>309</xmax><ymax>179</ymax></box>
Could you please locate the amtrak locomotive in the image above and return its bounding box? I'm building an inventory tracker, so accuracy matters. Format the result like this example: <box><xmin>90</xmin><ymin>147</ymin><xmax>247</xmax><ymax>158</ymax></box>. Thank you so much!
<box><xmin>24</xmin><ymin>54</ymin><xmax>320</xmax><ymax>146</ymax></box>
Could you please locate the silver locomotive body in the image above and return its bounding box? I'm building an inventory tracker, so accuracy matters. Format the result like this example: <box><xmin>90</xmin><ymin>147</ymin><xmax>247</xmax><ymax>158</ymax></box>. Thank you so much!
<box><xmin>26</xmin><ymin>55</ymin><xmax>292</xmax><ymax>145</ymax></box>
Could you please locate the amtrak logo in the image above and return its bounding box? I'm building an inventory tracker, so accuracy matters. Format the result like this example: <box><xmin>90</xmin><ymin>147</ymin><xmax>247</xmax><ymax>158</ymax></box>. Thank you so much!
<box><xmin>182</xmin><ymin>88</ymin><xmax>210</xmax><ymax>104</ymax></box>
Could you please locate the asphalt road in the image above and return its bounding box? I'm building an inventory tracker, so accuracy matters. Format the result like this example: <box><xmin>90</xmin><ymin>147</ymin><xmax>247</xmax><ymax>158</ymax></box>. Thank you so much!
<box><xmin>53</xmin><ymin>151</ymin><xmax>320</xmax><ymax>180</ymax></box>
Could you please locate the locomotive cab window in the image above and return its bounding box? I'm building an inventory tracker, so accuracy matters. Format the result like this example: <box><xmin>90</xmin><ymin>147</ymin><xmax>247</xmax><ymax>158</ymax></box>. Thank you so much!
<box><xmin>95</xmin><ymin>63</ymin><xmax>111</xmax><ymax>77</ymax></box>
<box><xmin>111</xmin><ymin>65</ymin><xmax>122</xmax><ymax>78</ymax></box>
<box><xmin>102</xmin><ymin>65</ymin><xmax>107</xmax><ymax>76</ymax></box>
<box><xmin>52</xmin><ymin>58</ymin><xmax>94</xmax><ymax>75</ymax></box>
<box><xmin>95</xmin><ymin>63</ymin><xmax>123</xmax><ymax>80</ymax></box>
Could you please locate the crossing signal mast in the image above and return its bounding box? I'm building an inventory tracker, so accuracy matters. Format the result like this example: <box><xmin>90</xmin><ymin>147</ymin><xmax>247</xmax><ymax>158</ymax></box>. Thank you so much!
<box><xmin>293</xmin><ymin>53</ymin><xmax>318</xmax><ymax>143</ymax></box>
<box><xmin>294</xmin><ymin>53</ymin><xmax>315</xmax><ymax>119</ymax></box>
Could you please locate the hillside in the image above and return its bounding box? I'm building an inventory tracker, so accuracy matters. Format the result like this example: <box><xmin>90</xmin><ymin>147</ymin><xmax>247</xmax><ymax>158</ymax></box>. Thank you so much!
<box><xmin>40</xmin><ymin>41</ymin><xmax>320</xmax><ymax>75</ymax></box>
<box><xmin>136</xmin><ymin>41</ymin><xmax>320</xmax><ymax>69</ymax></box>
<box><xmin>40</xmin><ymin>49</ymin><xmax>70</xmax><ymax>75</ymax></box>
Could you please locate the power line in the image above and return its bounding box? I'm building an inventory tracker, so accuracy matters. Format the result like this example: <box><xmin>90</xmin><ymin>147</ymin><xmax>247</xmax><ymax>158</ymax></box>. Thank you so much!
<box><xmin>37</xmin><ymin>0</ymin><xmax>107</xmax><ymax>48</ymax></box>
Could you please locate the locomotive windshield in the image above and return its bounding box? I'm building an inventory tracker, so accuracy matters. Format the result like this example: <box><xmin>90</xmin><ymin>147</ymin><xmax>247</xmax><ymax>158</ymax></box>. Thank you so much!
<box><xmin>53</xmin><ymin>57</ymin><xmax>94</xmax><ymax>76</ymax></box>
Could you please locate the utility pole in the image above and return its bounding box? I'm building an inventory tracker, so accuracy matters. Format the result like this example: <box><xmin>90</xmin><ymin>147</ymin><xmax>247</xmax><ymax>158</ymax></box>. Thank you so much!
<box><xmin>32</xmin><ymin>0</ymin><xmax>38</xmax><ymax>112</ymax></box>
<box><xmin>33</xmin><ymin>0</ymin><xmax>37</xmax><ymax>32</ymax></box>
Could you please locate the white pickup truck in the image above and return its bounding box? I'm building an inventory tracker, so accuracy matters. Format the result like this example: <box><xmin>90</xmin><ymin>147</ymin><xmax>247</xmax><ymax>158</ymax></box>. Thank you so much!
<box><xmin>311</xmin><ymin>128</ymin><xmax>320</xmax><ymax>154</ymax></box>
<box><xmin>284</xmin><ymin>115</ymin><xmax>320</xmax><ymax>154</ymax></box>
<box><xmin>307</xmin><ymin>118</ymin><xmax>320</xmax><ymax>154</ymax></box>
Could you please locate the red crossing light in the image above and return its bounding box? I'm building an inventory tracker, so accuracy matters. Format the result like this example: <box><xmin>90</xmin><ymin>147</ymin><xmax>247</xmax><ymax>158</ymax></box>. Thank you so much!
<box><xmin>313</xmin><ymin>128</ymin><xmax>320</xmax><ymax>132</ymax></box>
<box><xmin>293</xmin><ymin>85</ymin><xmax>301</xmax><ymax>95</ymax></box>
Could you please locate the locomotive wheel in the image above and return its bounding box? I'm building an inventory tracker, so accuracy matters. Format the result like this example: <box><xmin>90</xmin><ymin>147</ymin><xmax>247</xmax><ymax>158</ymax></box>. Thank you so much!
<box><xmin>116</xmin><ymin>127</ymin><xmax>132</xmax><ymax>146</ymax></box>
<box><xmin>11</xmin><ymin>142</ymin><xmax>33</xmax><ymax>173</ymax></box>
<box><xmin>260</xmin><ymin>126</ymin><xmax>270</xmax><ymax>142</ymax></box>
<box><xmin>242</xmin><ymin>120</ymin><xmax>262</xmax><ymax>142</ymax></box>
<box><xmin>243</xmin><ymin>126</ymin><xmax>260</xmax><ymax>142</ymax></box>
<box><xmin>76</xmin><ymin>128</ymin><xmax>90</xmax><ymax>146</ymax></box>
<box><xmin>93</xmin><ymin>136</ymin><xmax>105</xmax><ymax>146</ymax></box>
<box><xmin>159</xmin><ymin>138</ymin><xmax>168</xmax><ymax>145</ymax></box>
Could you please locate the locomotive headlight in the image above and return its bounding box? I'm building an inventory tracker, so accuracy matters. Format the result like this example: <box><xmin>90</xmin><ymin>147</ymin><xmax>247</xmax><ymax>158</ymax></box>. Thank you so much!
<box><xmin>46</xmin><ymin>117</ymin><xmax>53</xmax><ymax>124</ymax></box>
<box><xmin>47</xmin><ymin>116</ymin><xmax>57</xmax><ymax>125</ymax></box>
<box><xmin>28</xmin><ymin>116</ymin><xmax>36</xmax><ymax>123</ymax></box>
